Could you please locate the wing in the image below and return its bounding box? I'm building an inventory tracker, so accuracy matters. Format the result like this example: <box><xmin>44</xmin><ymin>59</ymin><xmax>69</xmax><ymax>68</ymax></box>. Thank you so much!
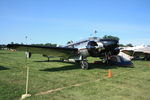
<box><xmin>7</xmin><ymin>44</ymin><xmax>78</xmax><ymax>58</ymax></box>
<box><xmin>121</xmin><ymin>50</ymin><xmax>134</xmax><ymax>56</ymax></box>
<box><xmin>121</xmin><ymin>47</ymin><xmax>150</xmax><ymax>57</ymax></box>
<box><xmin>135</xmin><ymin>47</ymin><xmax>150</xmax><ymax>54</ymax></box>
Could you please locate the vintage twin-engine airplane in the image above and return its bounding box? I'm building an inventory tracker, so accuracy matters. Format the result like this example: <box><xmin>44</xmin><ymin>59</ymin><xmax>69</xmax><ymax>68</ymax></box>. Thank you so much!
<box><xmin>7</xmin><ymin>37</ymin><xmax>120</xmax><ymax>69</ymax></box>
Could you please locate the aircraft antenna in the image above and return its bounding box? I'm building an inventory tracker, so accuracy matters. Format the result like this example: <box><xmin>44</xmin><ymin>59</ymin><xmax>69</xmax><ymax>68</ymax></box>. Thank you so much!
<box><xmin>25</xmin><ymin>36</ymin><xmax>27</xmax><ymax>44</ymax></box>
<box><xmin>94</xmin><ymin>30</ymin><xmax>97</xmax><ymax>36</ymax></box>
<box><xmin>90</xmin><ymin>30</ymin><xmax>98</xmax><ymax>37</ymax></box>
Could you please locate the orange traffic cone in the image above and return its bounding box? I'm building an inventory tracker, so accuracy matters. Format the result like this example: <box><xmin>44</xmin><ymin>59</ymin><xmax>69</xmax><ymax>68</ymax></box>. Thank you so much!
<box><xmin>108</xmin><ymin>69</ymin><xmax>112</xmax><ymax>78</ymax></box>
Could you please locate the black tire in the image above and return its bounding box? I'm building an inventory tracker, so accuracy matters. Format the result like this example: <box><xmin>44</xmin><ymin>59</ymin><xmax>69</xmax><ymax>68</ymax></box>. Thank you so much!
<box><xmin>81</xmin><ymin>61</ymin><xmax>89</xmax><ymax>69</ymax></box>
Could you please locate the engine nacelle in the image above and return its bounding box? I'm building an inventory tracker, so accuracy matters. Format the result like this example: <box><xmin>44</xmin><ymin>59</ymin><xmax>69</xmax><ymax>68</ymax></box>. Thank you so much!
<box><xmin>86</xmin><ymin>41</ymin><xmax>100</xmax><ymax>57</ymax></box>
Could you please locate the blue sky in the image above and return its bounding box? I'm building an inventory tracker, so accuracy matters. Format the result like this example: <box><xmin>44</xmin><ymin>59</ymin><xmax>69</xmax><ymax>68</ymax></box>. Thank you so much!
<box><xmin>0</xmin><ymin>0</ymin><xmax>150</xmax><ymax>46</ymax></box>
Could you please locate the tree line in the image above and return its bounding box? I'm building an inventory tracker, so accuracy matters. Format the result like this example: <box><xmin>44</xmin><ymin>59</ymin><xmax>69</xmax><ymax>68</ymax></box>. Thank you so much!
<box><xmin>0</xmin><ymin>42</ymin><xmax>57</xmax><ymax>49</ymax></box>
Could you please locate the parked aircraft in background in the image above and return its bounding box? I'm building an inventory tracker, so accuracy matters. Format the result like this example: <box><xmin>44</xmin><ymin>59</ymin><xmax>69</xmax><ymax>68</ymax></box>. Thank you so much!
<box><xmin>121</xmin><ymin>45</ymin><xmax>150</xmax><ymax>60</ymax></box>
<box><xmin>7</xmin><ymin>37</ymin><xmax>120</xmax><ymax>69</ymax></box>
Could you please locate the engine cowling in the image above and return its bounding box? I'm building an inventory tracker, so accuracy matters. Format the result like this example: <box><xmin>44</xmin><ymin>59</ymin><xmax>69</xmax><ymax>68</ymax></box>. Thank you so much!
<box><xmin>111</xmin><ymin>48</ymin><xmax>120</xmax><ymax>55</ymax></box>
<box><xmin>86</xmin><ymin>40</ymin><xmax>119</xmax><ymax>57</ymax></box>
<box><xmin>99</xmin><ymin>39</ymin><xmax>119</xmax><ymax>50</ymax></box>
<box><xmin>86</xmin><ymin>41</ymin><xmax>100</xmax><ymax>57</ymax></box>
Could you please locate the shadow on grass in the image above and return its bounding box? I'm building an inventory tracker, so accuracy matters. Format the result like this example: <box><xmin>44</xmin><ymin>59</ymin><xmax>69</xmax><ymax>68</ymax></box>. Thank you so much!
<box><xmin>39</xmin><ymin>61</ymin><xmax>133</xmax><ymax>72</ymax></box>
<box><xmin>40</xmin><ymin>64</ymin><xmax>80</xmax><ymax>72</ymax></box>
<box><xmin>0</xmin><ymin>53</ymin><xmax>11</xmax><ymax>54</ymax></box>
<box><xmin>89</xmin><ymin>63</ymin><xmax>116</xmax><ymax>69</ymax></box>
<box><xmin>35</xmin><ymin>60</ymin><xmax>63</xmax><ymax>62</ymax></box>
<box><xmin>0</xmin><ymin>66</ymin><xmax>9</xmax><ymax>70</ymax></box>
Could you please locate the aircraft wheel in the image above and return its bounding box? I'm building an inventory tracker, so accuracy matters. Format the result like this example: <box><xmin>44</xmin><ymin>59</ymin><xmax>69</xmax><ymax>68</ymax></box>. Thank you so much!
<box><xmin>81</xmin><ymin>61</ymin><xmax>88</xmax><ymax>69</ymax></box>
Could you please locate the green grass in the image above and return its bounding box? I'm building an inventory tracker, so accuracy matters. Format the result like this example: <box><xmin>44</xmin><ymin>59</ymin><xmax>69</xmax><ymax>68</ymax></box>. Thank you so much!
<box><xmin>0</xmin><ymin>50</ymin><xmax>150</xmax><ymax>100</ymax></box>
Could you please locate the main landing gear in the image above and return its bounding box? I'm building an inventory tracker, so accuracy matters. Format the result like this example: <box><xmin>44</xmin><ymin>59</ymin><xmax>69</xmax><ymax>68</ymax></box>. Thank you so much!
<box><xmin>104</xmin><ymin>52</ymin><xmax>111</xmax><ymax>65</ymax></box>
<box><xmin>80</xmin><ymin>60</ymin><xmax>89</xmax><ymax>70</ymax></box>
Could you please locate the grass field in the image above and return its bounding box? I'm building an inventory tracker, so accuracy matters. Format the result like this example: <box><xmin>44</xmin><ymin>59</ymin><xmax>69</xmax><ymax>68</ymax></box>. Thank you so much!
<box><xmin>0</xmin><ymin>50</ymin><xmax>150</xmax><ymax>100</ymax></box>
